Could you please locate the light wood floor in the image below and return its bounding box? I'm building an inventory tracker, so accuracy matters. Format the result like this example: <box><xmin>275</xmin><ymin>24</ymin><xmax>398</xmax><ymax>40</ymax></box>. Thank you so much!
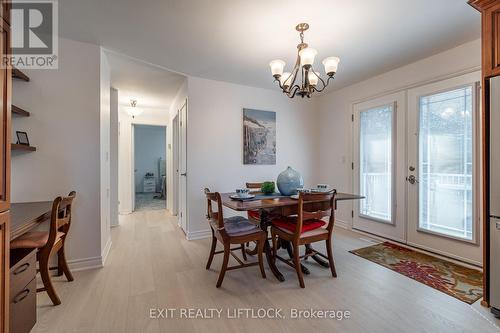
<box><xmin>32</xmin><ymin>209</ymin><xmax>500</xmax><ymax>333</ymax></box>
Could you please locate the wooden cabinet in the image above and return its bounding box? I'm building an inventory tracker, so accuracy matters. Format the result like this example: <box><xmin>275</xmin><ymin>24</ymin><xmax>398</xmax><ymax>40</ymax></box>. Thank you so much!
<box><xmin>470</xmin><ymin>1</ymin><xmax>500</xmax><ymax>77</ymax></box>
<box><xmin>0</xmin><ymin>1</ymin><xmax>10</xmax><ymax>331</ymax></box>
<box><xmin>9</xmin><ymin>249</ymin><xmax>36</xmax><ymax>333</ymax></box>
<box><xmin>0</xmin><ymin>212</ymin><xmax>8</xmax><ymax>333</ymax></box>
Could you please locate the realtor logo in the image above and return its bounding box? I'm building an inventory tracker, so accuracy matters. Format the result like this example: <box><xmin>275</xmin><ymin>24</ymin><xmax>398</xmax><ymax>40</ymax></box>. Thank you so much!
<box><xmin>4</xmin><ymin>0</ymin><xmax>58</xmax><ymax>69</ymax></box>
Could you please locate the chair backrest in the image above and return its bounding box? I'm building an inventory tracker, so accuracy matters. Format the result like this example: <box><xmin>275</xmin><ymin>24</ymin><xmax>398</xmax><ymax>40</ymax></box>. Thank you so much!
<box><xmin>45</xmin><ymin>191</ymin><xmax>76</xmax><ymax>251</ymax></box>
<box><xmin>294</xmin><ymin>190</ymin><xmax>336</xmax><ymax>238</ymax></box>
<box><xmin>204</xmin><ymin>188</ymin><xmax>224</xmax><ymax>230</ymax></box>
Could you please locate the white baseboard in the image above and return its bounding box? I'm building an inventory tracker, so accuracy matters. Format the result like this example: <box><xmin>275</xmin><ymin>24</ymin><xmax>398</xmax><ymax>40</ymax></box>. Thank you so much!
<box><xmin>335</xmin><ymin>219</ymin><xmax>352</xmax><ymax>230</ymax></box>
<box><xmin>66</xmin><ymin>237</ymin><xmax>113</xmax><ymax>272</ymax></box>
<box><xmin>101</xmin><ymin>237</ymin><xmax>113</xmax><ymax>265</ymax></box>
<box><xmin>67</xmin><ymin>256</ymin><xmax>103</xmax><ymax>272</ymax></box>
<box><xmin>186</xmin><ymin>229</ymin><xmax>212</xmax><ymax>240</ymax></box>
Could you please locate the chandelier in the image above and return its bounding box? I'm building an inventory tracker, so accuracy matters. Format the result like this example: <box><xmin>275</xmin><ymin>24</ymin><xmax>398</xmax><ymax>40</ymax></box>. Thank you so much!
<box><xmin>269</xmin><ymin>23</ymin><xmax>340</xmax><ymax>98</ymax></box>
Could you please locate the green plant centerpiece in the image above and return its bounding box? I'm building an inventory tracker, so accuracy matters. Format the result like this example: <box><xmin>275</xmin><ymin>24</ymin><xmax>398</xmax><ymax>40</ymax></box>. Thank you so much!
<box><xmin>261</xmin><ymin>181</ymin><xmax>275</xmax><ymax>195</ymax></box>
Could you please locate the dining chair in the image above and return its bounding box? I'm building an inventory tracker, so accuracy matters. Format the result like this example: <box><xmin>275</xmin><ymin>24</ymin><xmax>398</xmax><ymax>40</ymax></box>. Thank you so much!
<box><xmin>204</xmin><ymin>188</ymin><xmax>266</xmax><ymax>288</ymax></box>
<box><xmin>10</xmin><ymin>191</ymin><xmax>76</xmax><ymax>305</ymax></box>
<box><xmin>271</xmin><ymin>190</ymin><xmax>337</xmax><ymax>288</ymax></box>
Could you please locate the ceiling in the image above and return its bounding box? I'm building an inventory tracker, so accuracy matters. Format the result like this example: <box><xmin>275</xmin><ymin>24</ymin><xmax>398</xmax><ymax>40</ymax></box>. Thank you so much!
<box><xmin>61</xmin><ymin>0</ymin><xmax>480</xmax><ymax>92</ymax></box>
<box><xmin>105</xmin><ymin>50</ymin><xmax>186</xmax><ymax>110</ymax></box>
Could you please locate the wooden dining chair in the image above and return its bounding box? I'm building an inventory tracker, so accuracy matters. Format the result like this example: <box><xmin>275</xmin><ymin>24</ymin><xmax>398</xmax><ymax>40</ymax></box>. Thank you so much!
<box><xmin>204</xmin><ymin>188</ymin><xmax>267</xmax><ymax>288</ymax></box>
<box><xmin>271</xmin><ymin>191</ymin><xmax>337</xmax><ymax>288</ymax></box>
<box><xmin>10</xmin><ymin>191</ymin><xmax>76</xmax><ymax>305</ymax></box>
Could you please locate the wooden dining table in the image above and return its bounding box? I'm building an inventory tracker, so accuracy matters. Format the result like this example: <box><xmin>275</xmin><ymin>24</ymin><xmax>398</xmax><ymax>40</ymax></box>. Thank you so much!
<box><xmin>221</xmin><ymin>192</ymin><xmax>364</xmax><ymax>282</ymax></box>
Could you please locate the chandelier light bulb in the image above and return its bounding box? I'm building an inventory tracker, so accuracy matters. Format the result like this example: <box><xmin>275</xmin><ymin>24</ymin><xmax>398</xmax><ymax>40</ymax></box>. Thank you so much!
<box><xmin>299</xmin><ymin>47</ymin><xmax>317</xmax><ymax>67</ymax></box>
<box><xmin>308</xmin><ymin>71</ymin><xmax>320</xmax><ymax>86</ymax></box>
<box><xmin>269</xmin><ymin>59</ymin><xmax>286</xmax><ymax>77</ymax></box>
<box><xmin>322</xmin><ymin>56</ymin><xmax>340</xmax><ymax>76</ymax></box>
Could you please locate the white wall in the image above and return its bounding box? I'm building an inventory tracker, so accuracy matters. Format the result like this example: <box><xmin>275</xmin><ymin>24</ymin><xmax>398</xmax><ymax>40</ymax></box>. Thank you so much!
<box><xmin>133</xmin><ymin>125</ymin><xmax>166</xmax><ymax>193</ymax></box>
<box><xmin>11</xmin><ymin>37</ymin><xmax>106</xmax><ymax>269</ymax></box>
<box><xmin>185</xmin><ymin>76</ymin><xmax>320</xmax><ymax>239</ymax></box>
<box><xmin>110</xmin><ymin>88</ymin><xmax>119</xmax><ymax>227</ymax></box>
<box><xmin>316</xmin><ymin>39</ymin><xmax>481</xmax><ymax>228</ymax></box>
<box><xmin>118</xmin><ymin>106</ymin><xmax>169</xmax><ymax>214</ymax></box>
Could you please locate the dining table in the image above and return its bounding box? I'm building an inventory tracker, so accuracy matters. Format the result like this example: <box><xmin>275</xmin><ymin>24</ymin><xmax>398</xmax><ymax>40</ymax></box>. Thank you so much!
<box><xmin>221</xmin><ymin>192</ymin><xmax>364</xmax><ymax>282</ymax></box>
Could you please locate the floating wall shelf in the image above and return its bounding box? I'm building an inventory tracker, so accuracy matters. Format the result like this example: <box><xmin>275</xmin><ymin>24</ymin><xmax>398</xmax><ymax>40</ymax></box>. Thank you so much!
<box><xmin>11</xmin><ymin>105</ymin><xmax>29</xmax><ymax>117</ymax></box>
<box><xmin>12</xmin><ymin>68</ymin><xmax>29</xmax><ymax>82</ymax></box>
<box><xmin>11</xmin><ymin>143</ymin><xmax>36</xmax><ymax>152</ymax></box>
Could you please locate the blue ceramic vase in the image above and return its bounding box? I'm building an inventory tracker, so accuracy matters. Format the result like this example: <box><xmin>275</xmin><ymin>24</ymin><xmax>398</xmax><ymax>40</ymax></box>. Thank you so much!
<box><xmin>277</xmin><ymin>166</ymin><xmax>304</xmax><ymax>196</ymax></box>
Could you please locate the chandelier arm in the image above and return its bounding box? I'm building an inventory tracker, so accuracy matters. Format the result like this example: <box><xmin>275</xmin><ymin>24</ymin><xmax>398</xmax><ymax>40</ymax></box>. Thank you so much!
<box><xmin>313</xmin><ymin>74</ymin><xmax>334</xmax><ymax>93</ymax></box>
<box><xmin>286</xmin><ymin>85</ymin><xmax>300</xmax><ymax>98</ymax></box>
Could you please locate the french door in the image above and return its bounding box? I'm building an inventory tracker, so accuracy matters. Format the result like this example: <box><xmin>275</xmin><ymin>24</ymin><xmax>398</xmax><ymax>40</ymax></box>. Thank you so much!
<box><xmin>353</xmin><ymin>92</ymin><xmax>407</xmax><ymax>242</ymax></box>
<box><xmin>353</xmin><ymin>72</ymin><xmax>481</xmax><ymax>264</ymax></box>
<box><xmin>407</xmin><ymin>73</ymin><xmax>481</xmax><ymax>264</ymax></box>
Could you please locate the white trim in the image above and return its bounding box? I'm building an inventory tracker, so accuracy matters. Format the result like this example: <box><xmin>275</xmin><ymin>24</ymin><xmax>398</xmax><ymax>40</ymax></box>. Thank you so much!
<box><xmin>335</xmin><ymin>219</ymin><xmax>352</xmax><ymax>230</ymax></box>
<box><xmin>101</xmin><ymin>237</ymin><xmax>113</xmax><ymax>265</ymax></box>
<box><xmin>351</xmin><ymin>66</ymin><xmax>481</xmax><ymax>105</ymax></box>
<box><xmin>186</xmin><ymin>229</ymin><xmax>212</xmax><ymax>240</ymax></box>
<box><xmin>67</xmin><ymin>256</ymin><xmax>103</xmax><ymax>272</ymax></box>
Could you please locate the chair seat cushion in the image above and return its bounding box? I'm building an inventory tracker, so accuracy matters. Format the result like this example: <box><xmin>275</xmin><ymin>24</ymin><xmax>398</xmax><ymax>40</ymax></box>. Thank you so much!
<box><xmin>224</xmin><ymin>216</ymin><xmax>261</xmax><ymax>236</ymax></box>
<box><xmin>272</xmin><ymin>217</ymin><xmax>326</xmax><ymax>234</ymax></box>
<box><xmin>10</xmin><ymin>231</ymin><xmax>64</xmax><ymax>250</ymax></box>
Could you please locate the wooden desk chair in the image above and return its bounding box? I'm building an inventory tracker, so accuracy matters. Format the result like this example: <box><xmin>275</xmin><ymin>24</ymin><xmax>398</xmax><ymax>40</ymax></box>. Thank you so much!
<box><xmin>10</xmin><ymin>191</ymin><xmax>76</xmax><ymax>305</ymax></box>
<box><xmin>271</xmin><ymin>191</ymin><xmax>337</xmax><ymax>288</ymax></box>
<box><xmin>204</xmin><ymin>188</ymin><xmax>266</xmax><ymax>288</ymax></box>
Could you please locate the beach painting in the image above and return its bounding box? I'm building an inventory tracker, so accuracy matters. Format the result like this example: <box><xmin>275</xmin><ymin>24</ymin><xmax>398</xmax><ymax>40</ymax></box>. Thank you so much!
<box><xmin>243</xmin><ymin>108</ymin><xmax>276</xmax><ymax>165</ymax></box>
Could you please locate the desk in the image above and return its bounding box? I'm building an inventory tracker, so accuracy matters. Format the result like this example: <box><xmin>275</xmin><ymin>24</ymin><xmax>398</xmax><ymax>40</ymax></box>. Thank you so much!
<box><xmin>11</xmin><ymin>201</ymin><xmax>53</xmax><ymax>240</ymax></box>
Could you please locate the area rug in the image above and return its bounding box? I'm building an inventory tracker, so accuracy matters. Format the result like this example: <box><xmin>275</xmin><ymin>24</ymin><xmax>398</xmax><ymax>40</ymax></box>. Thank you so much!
<box><xmin>349</xmin><ymin>242</ymin><xmax>483</xmax><ymax>304</ymax></box>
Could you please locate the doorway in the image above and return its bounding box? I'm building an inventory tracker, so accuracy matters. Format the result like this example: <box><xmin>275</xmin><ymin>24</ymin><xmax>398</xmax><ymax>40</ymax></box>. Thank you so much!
<box><xmin>352</xmin><ymin>72</ymin><xmax>482</xmax><ymax>264</ymax></box>
<box><xmin>132</xmin><ymin>124</ymin><xmax>167</xmax><ymax>211</ymax></box>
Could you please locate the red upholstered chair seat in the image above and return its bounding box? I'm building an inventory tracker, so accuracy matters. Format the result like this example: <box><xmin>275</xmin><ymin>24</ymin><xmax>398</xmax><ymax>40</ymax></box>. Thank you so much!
<box><xmin>247</xmin><ymin>210</ymin><xmax>260</xmax><ymax>220</ymax></box>
<box><xmin>10</xmin><ymin>231</ymin><xmax>64</xmax><ymax>250</ymax></box>
<box><xmin>272</xmin><ymin>217</ymin><xmax>326</xmax><ymax>234</ymax></box>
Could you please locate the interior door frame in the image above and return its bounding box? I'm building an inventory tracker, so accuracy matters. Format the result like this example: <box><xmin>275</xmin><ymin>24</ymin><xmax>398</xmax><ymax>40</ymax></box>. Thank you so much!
<box><xmin>406</xmin><ymin>71</ymin><xmax>482</xmax><ymax>264</ymax></box>
<box><xmin>352</xmin><ymin>91</ymin><xmax>407</xmax><ymax>243</ymax></box>
<box><xmin>130</xmin><ymin>122</ymin><xmax>168</xmax><ymax>212</ymax></box>
<box><xmin>178</xmin><ymin>100</ymin><xmax>188</xmax><ymax>233</ymax></box>
<box><xmin>172</xmin><ymin>114</ymin><xmax>179</xmax><ymax>216</ymax></box>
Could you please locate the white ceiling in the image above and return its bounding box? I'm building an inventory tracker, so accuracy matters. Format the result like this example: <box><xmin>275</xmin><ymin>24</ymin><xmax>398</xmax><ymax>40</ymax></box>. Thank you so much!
<box><xmin>62</xmin><ymin>0</ymin><xmax>480</xmax><ymax>92</ymax></box>
<box><xmin>105</xmin><ymin>50</ymin><xmax>186</xmax><ymax>110</ymax></box>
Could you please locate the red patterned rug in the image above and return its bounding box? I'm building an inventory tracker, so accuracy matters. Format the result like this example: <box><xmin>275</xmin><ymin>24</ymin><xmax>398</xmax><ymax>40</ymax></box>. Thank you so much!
<box><xmin>350</xmin><ymin>242</ymin><xmax>483</xmax><ymax>304</ymax></box>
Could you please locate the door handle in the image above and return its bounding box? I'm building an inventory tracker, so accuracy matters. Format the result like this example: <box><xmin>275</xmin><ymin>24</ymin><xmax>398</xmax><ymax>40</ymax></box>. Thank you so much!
<box><xmin>406</xmin><ymin>175</ymin><xmax>418</xmax><ymax>184</ymax></box>
<box><xmin>180</xmin><ymin>173</ymin><xmax>187</xmax><ymax>176</ymax></box>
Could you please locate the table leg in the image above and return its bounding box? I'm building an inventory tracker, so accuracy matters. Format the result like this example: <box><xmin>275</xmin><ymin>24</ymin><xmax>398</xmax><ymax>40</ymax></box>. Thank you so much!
<box><xmin>305</xmin><ymin>244</ymin><xmax>330</xmax><ymax>268</ymax></box>
<box><xmin>259</xmin><ymin>210</ymin><xmax>285</xmax><ymax>282</ymax></box>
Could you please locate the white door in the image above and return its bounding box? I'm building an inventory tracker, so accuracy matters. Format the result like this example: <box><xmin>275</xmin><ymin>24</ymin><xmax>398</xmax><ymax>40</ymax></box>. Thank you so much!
<box><xmin>178</xmin><ymin>101</ymin><xmax>188</xmax><ymax>233</ymax></box>
<box><xmin>353</xmin><ymin>91</ymin><xmax>407</xmax><ymax>242</ymax></box>
<box><xmin>407</xmin><ymin>72</ymin><xmax>482</xmax><ymax>264</ymax></box>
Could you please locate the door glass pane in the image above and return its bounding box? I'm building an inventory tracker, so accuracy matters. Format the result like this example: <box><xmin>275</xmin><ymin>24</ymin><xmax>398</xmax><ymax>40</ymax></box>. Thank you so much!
<box><xmin>419</xmin><ymin>86</ymin><xmax>474</xmax><ymax>240</ymax></box>
<box><xmin>359</xmin><ymin>105</ymin><xmax>393</xmax><ymax>222</ymax></box>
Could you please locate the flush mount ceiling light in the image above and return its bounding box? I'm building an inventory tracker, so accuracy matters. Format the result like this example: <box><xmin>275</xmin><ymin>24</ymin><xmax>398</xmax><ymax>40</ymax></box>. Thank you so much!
<box><xmin>128</xmin><ymin>100</ymin><xmax>143</xmax><ymax>118</ymax></box>
<box><xmin>269</xmin><ymin>23</ymin><xmax>340</xmax><ymax>98</ymax></box>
